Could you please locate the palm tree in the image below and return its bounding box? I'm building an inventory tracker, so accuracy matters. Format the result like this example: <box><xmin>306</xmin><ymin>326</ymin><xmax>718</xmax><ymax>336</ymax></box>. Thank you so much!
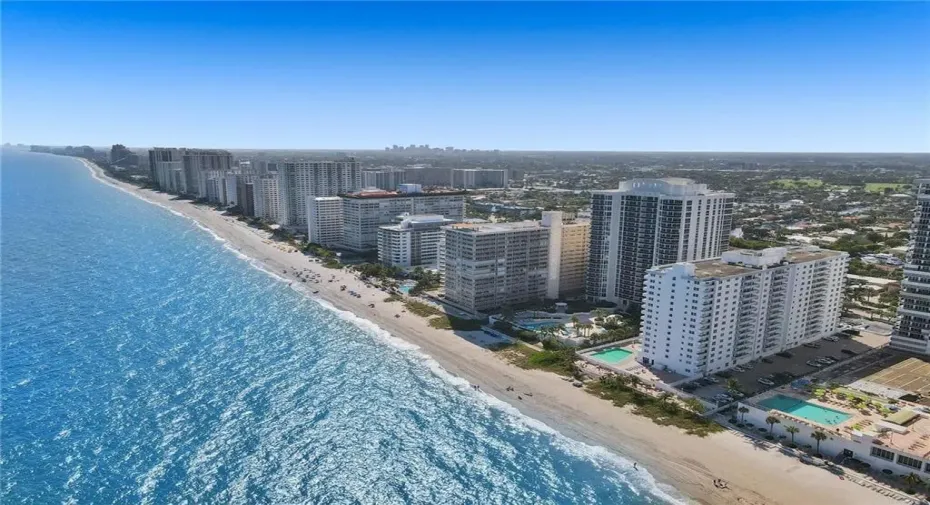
<box><xmin>785</xmin><ymin>425</ymin><xmax>800</xmax><ymax>444</ymax></box>
<box><xmin>658</xmin><ymin>392</ymin><xmax>674</xmax><ymax>404</ymax></box>
<box><xmin>811</xmin><ymin>430</ymin><xmax>828</xmax><ymax>455</ymax></box>
<box><xmin>765</xmin><ymin>414</ymin><xmax>781</xmax><ymax>434</ymax></box>
<box><xmin>592</xmin><ymin>308</ymin><xmax>609</xmax><ymax>321</ymax></box>
<box><xmin>903</xmin><ymin>472</ymin><xmax>922</xmax><ymax>493</ymax></box>
<box><xmin>684</xmin><ymin>397</ymin><xmax>705</xmax><ymax>414</ymax></box>
<box><xmin>570</xmin><ymin>315</ymin><xmax>581</xmax><ymax>336</ymax></box>
<box><xmin>738</xmin><ymin>406</ymin><xmax>750</xmax><ymax>423</ymax></box>
<box><xmin>726</xmin><ymin>378</ymin><xmax>742</xmax><ymax>395</ymax></box>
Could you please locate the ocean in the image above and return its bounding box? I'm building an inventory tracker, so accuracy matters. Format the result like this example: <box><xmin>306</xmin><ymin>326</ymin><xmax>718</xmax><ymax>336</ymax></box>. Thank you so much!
<box><xmin>1</xmin><ymin>150</ymin><xmax>678</xmax><ymax>504</ymax></box>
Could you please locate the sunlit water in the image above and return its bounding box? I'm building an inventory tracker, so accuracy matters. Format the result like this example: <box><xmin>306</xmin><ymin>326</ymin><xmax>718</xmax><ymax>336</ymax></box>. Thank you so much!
<box><xmin>1</xmin><ymin>151</ymin><xmax>680</xmax><ymax>504</ymax></box>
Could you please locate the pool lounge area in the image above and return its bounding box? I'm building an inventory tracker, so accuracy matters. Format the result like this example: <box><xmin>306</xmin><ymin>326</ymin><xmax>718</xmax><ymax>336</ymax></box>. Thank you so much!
<box><xmin>758</xmin><ymin>394</ymin><xmax>853</xmax><ymax>426</ymax></box>
<box><xmin>516</xmin><ymin>320</ymin><xmax>562</xmax><ymax>330</ymax></box>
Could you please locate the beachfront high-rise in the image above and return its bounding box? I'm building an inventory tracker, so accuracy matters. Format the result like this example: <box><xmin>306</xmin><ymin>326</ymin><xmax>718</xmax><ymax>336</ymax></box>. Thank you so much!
<box><xmin>892</xmin><ymin>179</ymin><xmax>930</xmax><ymax>354</ymax></box>
<box><xmin>442</xmin><ymin>221</ymin><xmax>550</xmax><ymax>314</ymax></box>
<box><xmin>341</xmin><ymin>185</ymin><xmax>465</xmax><ymax>252</ymax></box>
<box><xmin>541</xmin><ymin>211</ymin><xmax>590</xmax><ymax>299</ymax></box>
<box><xmin>147</xmin><ymin>148</ymin><xmax>233</xmax><ymax>198</ymax></box>
<box><xmin>362</xmin><ymin>168</ymin><xmax>407</xmax><ymax>191</ymax></box>
<box><xmin>254</xmin><ymin>174</ymin><xmax>283</xmax><ymax>223</ymax></box>
<box><xmin>378</xmin><ymin>215</ymin><xmax>454</xmax><ymax>268</ymax></box>
<box><xmin>639</xmin><ymin>247</ymin><xmax>848</xmax><ymax>377</ymax></box>
<box><xmin>278</xmin><ymin>159</ymin><xmax>362</xmax><ymax>228</ymax></box>
<box><xmin>586</xmin><ymin>178</ymin><xmax>735</xmax><ymax>311</ymax></box>
<box><xmin>307</xmin><ymin>196</ymin><xmax>344</xmax><ymax>248</ymax></box>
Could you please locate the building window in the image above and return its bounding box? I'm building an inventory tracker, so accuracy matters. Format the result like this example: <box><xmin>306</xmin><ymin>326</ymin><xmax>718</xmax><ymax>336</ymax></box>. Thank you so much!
<box><xmin>898</xmin><ymin>454</ymin><xmax>923</xmax><ymax>470</ymax></box>
<box><xmin>871</xmin><ymin>447</ymin><xmax>895</xmax><ymax>461</ymax></box>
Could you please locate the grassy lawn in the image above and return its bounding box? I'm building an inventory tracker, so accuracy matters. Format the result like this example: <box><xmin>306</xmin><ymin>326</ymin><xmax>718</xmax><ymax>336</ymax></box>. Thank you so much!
<box><xmin>383</xmin><ymin>294</ymin><xmax>402</xmax><ymax>303</ymax></box>
<box><xmin>770</xmin><ymin>178</ymin><xmax>823</xmax><ymax>189</ymax></box>
<box><xmin>428</xmin><ymin>315</ymin><xmax>483</xmax><ymax>331</ymax></box>
<box><xmin>864</xmin><ymin>182</ymin><xmax>906</xmax><ymax>193</ymax></box>
<box><xmin>586</xmin><ymin>378</ymin><xmax>723</xmax><ymax>437</ymax></box>
<box><xmin>493</xmin><ymin>344</ymin><xmax>579</xmax><ymax>377</ymax></box>
<box><xmin>404</xmin><ymin>300</ymin><xmax>443</xmax><ymax>317</ymax></box>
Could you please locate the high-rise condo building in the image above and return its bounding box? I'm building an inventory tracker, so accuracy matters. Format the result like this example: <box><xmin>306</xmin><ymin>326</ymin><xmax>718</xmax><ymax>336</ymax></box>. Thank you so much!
<box><xmin>378</xmin><ymin>215</ymin><xmax>454</xmax><ymax>268</ymax></box>
<box><xmin>254</xmin><ymin>174</ymin><xmax>283</xmax><ymax>223</ymax></box>
<box><xmin>892</xmin><ymin>179</ymin><xmax>930</xmax><ymax>354</ymax></box>
<box><xmin>278</xmin><ymin>159</ymin><xmax>361</xmax><ymax>228</ymax></box>
<box><xmin>586</xmin><ymin>178</ymin><xmax>735</xmax><ymax>311</ymax></box>
<box><xmin>442</xmin><ymin>221</ymin><xmax>550</xmax><ymax>314</ymax></box>
<box><xmin>341</xmin><ymin>186</ymin><xmax>465</xmax><ymax>252</ymax></box>
<box><xmin>307</xmin><ymin>197</ymin><xmax>344</xmax><ymax>248</ymax></box>
<box><xmin>639</xmin><ymin>247</ymin><xmax>848</xmax><ymax>377</ymax></box>
<box><xmin>362</xmin><ymin>168</ymin><xmax>406</xmax><ymax>190</ymax></box>
<box><xmin>147</xmin><ymin>148</ymin><xmax>232</xmax><ymax>198</ymax></box>
<box><xmin>451</xmin><ymin>169</ymin><xmax>508</xmax><ymax>189</ymax></box>
<box><xmin>541</xmin><ymin>211</ymin><xmax>590</xmax><ymax>299</ymax></box>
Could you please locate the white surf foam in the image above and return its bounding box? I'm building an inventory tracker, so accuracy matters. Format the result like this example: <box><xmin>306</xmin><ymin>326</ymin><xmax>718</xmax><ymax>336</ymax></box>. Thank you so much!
<box><xmin>83</xmin><ymin>158</ymin><xmax>690</xmax><ymax>504</ymax></box>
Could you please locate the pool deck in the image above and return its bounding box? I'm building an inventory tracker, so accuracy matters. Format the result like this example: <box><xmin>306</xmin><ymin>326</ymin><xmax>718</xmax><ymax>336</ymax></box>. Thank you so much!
<box><xmin>752</xmin><ymin>389</ymin><xmax>858</xmax><ymax>431</ymax></box>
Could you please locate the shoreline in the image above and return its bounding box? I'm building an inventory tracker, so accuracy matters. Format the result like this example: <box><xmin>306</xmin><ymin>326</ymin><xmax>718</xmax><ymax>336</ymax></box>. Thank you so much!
<box><xmin>81</xmin><ymin>159</ymin><xmax>895</xmax><ymax>505</ymax></box>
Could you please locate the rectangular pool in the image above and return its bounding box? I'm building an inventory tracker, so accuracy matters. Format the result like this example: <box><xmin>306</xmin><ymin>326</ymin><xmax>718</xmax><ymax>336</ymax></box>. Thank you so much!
<box><xmin>518</xmin><ymin>321</ymin><xmax>560</xmax><ymax>330</ymax></box>
<box><xmin>589</xmin><ymin>348</ymin><xmax>633</xmax><ymax>364</ymax></box>
<box><xmin>758</xmin><ymin>394</ymin><xmax>852</xmax><ymax>426</ymax></box>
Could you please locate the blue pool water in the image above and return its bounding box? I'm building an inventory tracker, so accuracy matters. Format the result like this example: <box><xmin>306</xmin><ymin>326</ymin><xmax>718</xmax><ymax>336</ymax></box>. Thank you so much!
<box><xmin>758</xmin><ymin>395</ymin><xmax>852</xmax><ymax>426</ymax></box>
<box><xmin>398</xmin><ymin>284</ymin><xmax>413</xmax><ymax>294</ymax></box>
<box><xmin>1</xmin><ymin>150</ymin><xmax>678</xmax><ymax>504</ymax></box>
<box><xmin>519</xmin><ymin>321</ymin><xmax>562</xmax><ymax>330</ymax></box>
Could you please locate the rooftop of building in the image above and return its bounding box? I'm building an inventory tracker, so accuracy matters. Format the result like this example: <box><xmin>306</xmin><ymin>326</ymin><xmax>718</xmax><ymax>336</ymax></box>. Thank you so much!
<box><xmin>381</xmin><ymin>214</ymin><xmax>455</xmax><ymax>231</ymax></box>
<box><xmin>652</xmin><ymin>246</ymin><xmax>846</xmax><ymax>279</ymax></box>
<box><xmin>444</xmin><ymin>220</ymin><xmax>545</xmax><ymax>234</ymax></box>
<box><xmin>342</xmin><ymin>188</ymin><xmax>467</xmax><ymax>199</ymax></box>
<box><xmin>592</xmin><ymin>178</ymin><xmax>735</xmax><ymax>197</ymax></box>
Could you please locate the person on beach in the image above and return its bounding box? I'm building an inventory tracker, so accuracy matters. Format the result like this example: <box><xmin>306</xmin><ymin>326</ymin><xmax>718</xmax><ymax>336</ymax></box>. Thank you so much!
<box><xmin>633</xmin><ymin>463</ymin><xmax>637</xmax><ymax>470</ymax></box>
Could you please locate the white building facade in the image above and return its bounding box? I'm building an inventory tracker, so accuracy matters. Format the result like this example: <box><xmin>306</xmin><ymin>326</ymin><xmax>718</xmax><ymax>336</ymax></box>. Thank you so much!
<box><xmin>278</xmin><ymin>159</ymin><xmax>361</xmax><ymax>228</ymax></box>
<box><xmin>254</xmin><ymin>174</ymin><xmax>283</xmax><ymax>223</ymax></box>
<box><xmin>586</xmin><ymin>178</ymin><xmax>735</xmax><ymax>311</ymax></box>
<box><xmin>307</xmin><ymin>196</ymin><xmax>344</xmax><ymax>247</ymax></box>
<box><xmin>341</xmin><ymin>188</ymin><xmax>465</xmax><ymax>252</ymax></box>
<box><xmin>442</xmin><ymin>222</ymin><xmax>550</xmax><ymax>314</ymax></box>
<box><xmin>377</xmin><ymin>215</ymin><xmax>454</xmax><ymax>268</ymax></box>
<box><xmin>640</xmin><ymin>247</ymin><xmax>848</xmax><ymax>377</ymax></box>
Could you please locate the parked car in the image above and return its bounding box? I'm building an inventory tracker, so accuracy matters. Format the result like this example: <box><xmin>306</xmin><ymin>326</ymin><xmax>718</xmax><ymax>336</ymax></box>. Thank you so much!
<box><xmin>742</xmin><ymin>363</ymin><xmax>754</xmax><ymax>370</ymax></box>
<box><xmin>733</xmin><ymin>366</ymin><xmax>746</xmax><ymax>373</ymax></box>
<box><xmin>761</xmin><ymin>357</ymin><xmax>774</xmax><ymax>364</ymax></box>
<box><xmin>803</xmin><ymin>342</ymin><xmax>821</xmax><ymax>349</ymax></box>
<box><xmin>705</xmin><ymin>376</ymin><xmax>720</xmax><ymax>383</ymax></box>
<box><xmin>806</xmin><ymin>360</ymin><xmax>825</xmax><ymax>368</ymax></box>
<box><xmin>841</xmin><ymin>349</ymin><xmax>858</xmax><ymax>356</ymax></box>
<box><xmin>823</xmin><ymin>336</ymin><xmax>839</xmax><ymax>342</ymax></box>
<box><xmin>776</xmin><ymin>351</ymin><xmax>793</xmax><ymax>358</ymax></box>
<box><xmin>758</xmin><ymin>378</ymin><xmax>776</xmax><ymax>386</ymax></box>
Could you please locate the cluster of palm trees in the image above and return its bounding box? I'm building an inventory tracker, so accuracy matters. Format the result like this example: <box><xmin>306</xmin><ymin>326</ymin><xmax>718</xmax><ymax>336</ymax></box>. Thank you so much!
<box><xmin>568</xmin><ymin>315</ymin><xmax>595</xmax><ymax>338</ymax></box>
<box><xmin>735</xmin><ymin>408</ymin><xmax>828</xmax><ymax>453</ymax></box>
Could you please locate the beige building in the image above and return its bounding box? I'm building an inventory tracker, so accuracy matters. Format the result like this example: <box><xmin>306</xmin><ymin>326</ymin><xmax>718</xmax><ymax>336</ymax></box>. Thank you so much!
<box><xmin>442</xmin><ymin>221</ymin><xmax>549</xmax><ymax>314</ymax></box>
<box><xmin>541</xmin><ymin>211</ymin><xmax>590</xmax><ymax>299</ymax></box>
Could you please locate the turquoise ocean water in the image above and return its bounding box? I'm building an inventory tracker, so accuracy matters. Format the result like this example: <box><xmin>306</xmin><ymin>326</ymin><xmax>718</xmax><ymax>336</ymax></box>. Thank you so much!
<box><xmin>1</xmin><ymin>151</ymin><xmax>679</xmax><ymax>504</ymax></box>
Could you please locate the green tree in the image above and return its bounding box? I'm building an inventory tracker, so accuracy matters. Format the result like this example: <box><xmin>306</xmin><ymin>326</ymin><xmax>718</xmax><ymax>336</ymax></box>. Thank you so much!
<box><xmin>569</xmin><ymin>315</ymin><xmax>581</xmax><ymax>336</ymax></box>
<box><xmin>738</xmin><ymin>406</ymin><xmax>750</xmax><ymax>423</ymax></box>
<box><xmin>765</xmin><ymin>414</ymin><xmax>781</xmax><ymax>433</ymax></box>
<box><xmin>726</xmin><ymin>378</ymin><xmax>742</xmax><ymax>395</ymax></box>
<box><xmin>903</xmin><ymin>472</ymin><xmax>922</xmax><ymax>493</ymax></box>
<box><xmin>785</xmin><ymin>425</ymin><xmax>800</xmax><ymax>444</ymax></box>
<box><xmin>811</xmin><ymin>430</ymin><xmax>828</xmax><ymax>455</ymax></box>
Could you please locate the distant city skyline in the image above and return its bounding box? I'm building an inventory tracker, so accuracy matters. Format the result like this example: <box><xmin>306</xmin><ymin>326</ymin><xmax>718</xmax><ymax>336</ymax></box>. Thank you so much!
<box><xmin>3</xmin><ymin>2</ymin><xmax>928</xmax><ymax>153</ymax></box>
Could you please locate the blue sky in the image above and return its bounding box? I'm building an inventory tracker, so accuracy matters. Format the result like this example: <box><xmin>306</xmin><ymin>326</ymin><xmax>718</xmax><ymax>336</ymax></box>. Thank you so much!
<box><xmin>2</xmin><ymin>2</ymin><xmax>928</xmax><ymax>152</ymax></box>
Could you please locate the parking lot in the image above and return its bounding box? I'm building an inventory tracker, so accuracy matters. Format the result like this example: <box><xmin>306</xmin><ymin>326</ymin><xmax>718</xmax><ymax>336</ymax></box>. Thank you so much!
<box><xmin>683</xmin><ymin>332</ymin><xmax>883</xmax><ymax>403</ymax></box>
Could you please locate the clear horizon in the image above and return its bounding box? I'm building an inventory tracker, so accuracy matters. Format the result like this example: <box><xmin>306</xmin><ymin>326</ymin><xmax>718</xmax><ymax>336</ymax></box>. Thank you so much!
<box><xmin>3</xmin><ymin>2</ymin><xmax>929</xmax><ymax>153</ymax></box>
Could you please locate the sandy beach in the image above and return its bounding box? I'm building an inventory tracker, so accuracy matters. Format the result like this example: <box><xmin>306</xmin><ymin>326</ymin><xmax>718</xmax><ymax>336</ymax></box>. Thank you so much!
<box><xmin>84</xmin><ymin>161</ymin><xmax>897</xmax><ymax>505</ymax></box>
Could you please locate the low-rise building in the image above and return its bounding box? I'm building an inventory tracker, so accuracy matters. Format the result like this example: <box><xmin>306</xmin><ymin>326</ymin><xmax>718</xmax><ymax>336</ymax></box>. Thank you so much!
<box><xmin>451</xmin><ymin>168</ymin><xmax>508</xmax><ymax>189</ymax></box>
<box><xmin>442</xmin><ymin>221</ymin><xmax>549</xmax><ymax>314</ymax></box>
<box><xmin>541</xmin><ymin>211</ymin><xmax>590</xmax><ymax>299</ymax></box>
<box><xmin>639</xmin><ymin>247</ymin><xmax>848</xmax><ymax>377</ymax></box>
<box><xmin>377</xmin><ymin>215</ymin><xmax>454</xmax><ymax>268</ymax></box>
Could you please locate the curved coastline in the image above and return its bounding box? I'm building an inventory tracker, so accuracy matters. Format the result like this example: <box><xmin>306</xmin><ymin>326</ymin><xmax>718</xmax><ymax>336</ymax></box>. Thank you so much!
<box><xmin>78</xmin><ymin>157</ymin><xmax>895</xmax><ymax>505</ymax></box>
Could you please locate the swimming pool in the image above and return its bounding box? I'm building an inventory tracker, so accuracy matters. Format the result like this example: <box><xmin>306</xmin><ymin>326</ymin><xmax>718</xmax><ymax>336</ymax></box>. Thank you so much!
<box><xmin>589</xmin><ymin>347</ymin><xmax>634</xmax><ymax>364</ymax></box>
<box><xmin>758</xmin><ymin>394</ymin><xmax>852</xmax><ymax>426</ymax></box>
<box><xmin>517</xmin><ymin>321</ymin><xmax>561</xmax><ymax>330</ymax></box>
<box><xmin>398</xmin><ymin>284</ymin><xmax>414</xmax><ymax>294</ymax></box>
